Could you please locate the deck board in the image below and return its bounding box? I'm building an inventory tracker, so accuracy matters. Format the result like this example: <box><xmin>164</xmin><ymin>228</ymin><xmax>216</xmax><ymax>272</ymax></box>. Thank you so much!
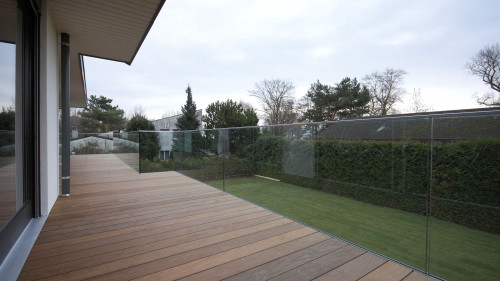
<box><xmin>18</xmin><ymin>154</ymin><xmax>435</xmax><ymax>281</ymax></box>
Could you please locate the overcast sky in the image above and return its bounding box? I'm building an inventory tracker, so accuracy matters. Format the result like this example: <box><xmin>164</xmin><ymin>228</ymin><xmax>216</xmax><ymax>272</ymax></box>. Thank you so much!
<box><xmin>2</xmin><ymin>0</ymin><xmax>500</xmax><ymax>121</ymax></box>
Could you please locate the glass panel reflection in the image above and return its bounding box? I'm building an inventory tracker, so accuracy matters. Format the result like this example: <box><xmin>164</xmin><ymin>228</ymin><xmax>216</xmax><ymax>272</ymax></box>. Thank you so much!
<box><xmin>430</xmin><ymin>113</ymin><xmax>500</xmax><ymax>281</ymax></box>
<box><xmin>0</xmin><ymin>42</ymin><xmax>16</xmax><ymax>228</ymax></box>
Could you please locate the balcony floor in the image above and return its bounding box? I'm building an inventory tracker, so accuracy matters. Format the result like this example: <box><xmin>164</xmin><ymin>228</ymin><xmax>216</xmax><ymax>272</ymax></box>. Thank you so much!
<box><xmin>19</xmin><ymin>154</ymin><xmax>434</xmax><ymax>281</ymax></box>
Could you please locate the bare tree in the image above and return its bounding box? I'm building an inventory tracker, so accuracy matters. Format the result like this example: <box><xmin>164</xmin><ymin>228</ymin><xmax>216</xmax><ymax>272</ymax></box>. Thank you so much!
<box><xmin>473</xmin><ymin>92</ymin><xmax>500</xmax><ymax>106</ymax></box>
<box><xmin>407</xmin><ymin>88</ymin><xmax>432</xmax><ymax>113</ymax></box>
<box><xmin>263</xmin><ymin>98</ymin><xmax>297</xmax><ymax>125</ymax></box>
<box><xmin>296</xmin><ymin>94</ymin><xmax>314</xmax><ymax>121</ymax></box>
<box><xmin>466</xmin><ymin>43</ymin><xmax>500</xmax><ymax>106</ymax></box>
<box><xmin>249</xmin><ymin>79</ymin><xmax>296</xmax><ymax>125</ymax></box>
<box><xmin>363</xmin><ymin>68</ymin><xmax>408</xmax><ymax>116</ymax></box>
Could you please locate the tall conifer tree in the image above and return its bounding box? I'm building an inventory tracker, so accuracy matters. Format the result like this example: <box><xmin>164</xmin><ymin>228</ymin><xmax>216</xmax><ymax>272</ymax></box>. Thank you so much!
<box><xmin>176</xmin><ymin>86</ymin><xmax>200</xmax><ymax>130</ymax></box>
<box><xmin>173</xmin><ymin>86</ymin><xmax>201</xmax><ymax>159</ymax></box>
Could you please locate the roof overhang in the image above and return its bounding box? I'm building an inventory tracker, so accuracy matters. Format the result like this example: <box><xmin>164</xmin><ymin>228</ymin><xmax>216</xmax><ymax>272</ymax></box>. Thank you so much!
<box><xmin>0</xmin><ymin>0</ymin><xmax>165</xmax><ymax>107</ymax></box>
<box><xmin>0</xmin><ymin>1</ymin><xmax>17</xmax><ymax>45</ymax></box>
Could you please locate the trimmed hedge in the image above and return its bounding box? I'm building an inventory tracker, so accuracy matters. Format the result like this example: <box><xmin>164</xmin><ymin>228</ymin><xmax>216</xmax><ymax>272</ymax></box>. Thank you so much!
<box><xmin>253</xmin><ymin>135</ymin><xmax>500</xmax><ymax>233</ymax></box>
<box><xmin>140</xmin><ymin>156</ymin><xmax>255</xmax><ymax>181</ymax></box>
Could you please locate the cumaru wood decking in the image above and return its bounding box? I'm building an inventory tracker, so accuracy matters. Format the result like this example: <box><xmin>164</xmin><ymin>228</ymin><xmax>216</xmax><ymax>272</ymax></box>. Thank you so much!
<box><xmin>18</xmin><ymin>154</ymin><xmax>434</xmax><ymax>281</ymax></box>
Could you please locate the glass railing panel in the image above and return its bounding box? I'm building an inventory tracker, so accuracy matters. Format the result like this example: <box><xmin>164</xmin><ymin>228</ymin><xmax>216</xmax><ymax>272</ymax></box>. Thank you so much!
<box><xmin>114</xmin><ymin>132</ymin><xmax>140</xmax><ymax>172</ymax></box>
<box><xmin>215</xmin><ymin>119</ymin><xmax>429</xmax><ymax>273</ymax></box>
<box><xmin>429</xmin><ymin>113</ymin><xmax>500</xmax><ymax>281</ymax></box>
<box><xmin>199</xmin><ymin>129</ymin><xmax>225</xmax><ymax>181</ymax></box>
<box><xmin>314</xmin><ymin>118</ymin><xmax>429</xmax><ymax>272</ymax></box>
<box><xmin>137</xmin><ymin>130</ymin><xmax>170</xmax><ymax>173</ymax></box>
<box><xmin>224</xmin><ymin>127</ymin><xmax>258</xmax><ymax>179</ymax></box>
<box><xmin>153</xmin><ymin>129</ymin><xmax>223</xmax><ymax>183</ymax></box>
<box><xmin>253</xmin><ymin>125</ymin><xmax>284</xmax><ymax>179</ymax></box>
<box><xmin>65</xmin><ymin>132</ymin><xmax>114</xmax><ymax>155</ymax></box>
<box><xmin>180</xmin><ymin>129</ymin><xmax>220</xmax><ymax>182</ymax></box>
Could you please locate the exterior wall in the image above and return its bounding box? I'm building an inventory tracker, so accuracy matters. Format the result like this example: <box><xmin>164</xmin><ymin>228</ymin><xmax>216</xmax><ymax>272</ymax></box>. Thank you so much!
<box><xmin>39</xmin><ymin>1</ymin><xmax>59</xmax><ymax>216</ymax></box>
<box><xmin>152</xmin><ymin>110</ymin><xmax>203</xmax><ymax>131</ymax></box>
<box><xmin>152</xmin><ymin>110</ymin><xmax>203</xmax><ymax>158</ymax></box>
<box><xmin>158</xmin><ymin>132</ymin><xmax>174</xmax><ymax>155</ymax></box>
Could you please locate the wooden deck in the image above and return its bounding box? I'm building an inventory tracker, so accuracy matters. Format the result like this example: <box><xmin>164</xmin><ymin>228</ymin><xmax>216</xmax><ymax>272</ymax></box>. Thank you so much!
<box><xmin>18</xmin><ymin>154</ymin><xmax>434</xmax><ymax>281</ymax></box>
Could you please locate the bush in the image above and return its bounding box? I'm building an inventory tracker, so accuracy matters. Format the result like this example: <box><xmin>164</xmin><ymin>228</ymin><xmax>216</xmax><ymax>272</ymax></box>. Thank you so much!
<box><xmin>73</xmin><ymin>141</ymin><xmax>107</xmax><ymax>154</ymax></box>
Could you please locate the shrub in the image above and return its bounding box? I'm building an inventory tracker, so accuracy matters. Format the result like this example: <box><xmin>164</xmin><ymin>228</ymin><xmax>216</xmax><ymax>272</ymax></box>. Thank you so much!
<box><xmin>73</xmin><ymin>141</ymin><xmax>106</xmax><ymax>154</ymax></box>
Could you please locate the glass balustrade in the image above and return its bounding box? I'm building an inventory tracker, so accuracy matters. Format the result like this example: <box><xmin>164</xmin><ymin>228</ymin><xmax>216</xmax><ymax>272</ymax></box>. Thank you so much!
<box><xmin>131</xmin><ymin>110</ymin><xmax>499</xmax><ymax>281</ymax></box>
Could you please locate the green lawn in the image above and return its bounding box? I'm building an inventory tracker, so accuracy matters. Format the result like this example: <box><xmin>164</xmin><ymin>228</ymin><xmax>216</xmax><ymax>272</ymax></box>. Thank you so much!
<box><xmin>206</xmin><ymin>176</ymin><xmax>500</xmax><ymax>281</ymax></box>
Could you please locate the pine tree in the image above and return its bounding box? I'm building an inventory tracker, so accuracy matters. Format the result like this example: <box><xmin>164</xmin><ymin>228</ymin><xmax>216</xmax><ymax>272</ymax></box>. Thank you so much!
<box><xmin>173</xmin><ymin>86</ymin><xmax>201</xmax><ymax>159</ymax></box>
<box><xmin>300</xmin><ymin>78</ymin><xmax>370</xmax><ymax>122</ymax></box>
<box><xmin>79</xmin><ymin>95</ymin><xmax>125</xmax><ymax>133</ymax></box>
<box><xmin>176</xmin><ymin>86</ymin><xmax>200</xmax><ymax>130</ymax></box>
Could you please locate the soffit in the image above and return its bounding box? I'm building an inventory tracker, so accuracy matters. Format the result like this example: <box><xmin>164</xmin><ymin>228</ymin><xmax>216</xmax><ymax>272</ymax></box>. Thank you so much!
<box><xmin>49</xmin><ymin>0</ymin><xmax>165</xmax><ymax>107</ymax></box>
<box><xmin>0</xmin><ymin>0</ymin><xmax>165</xmax><ymax>108</ymax></box>
<box><xmin>0</xmin><ymin>0</ymin><xmax>17</xmax><ymax>44</ymax></box>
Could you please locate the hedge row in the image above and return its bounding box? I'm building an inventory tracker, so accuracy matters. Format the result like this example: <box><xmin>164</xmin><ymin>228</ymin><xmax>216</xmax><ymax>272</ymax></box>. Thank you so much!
<box><xmin>140</xmin><ymin>156</ymin><xmax>255</xmax><ymax>181</ymax></box>
<box><xmin>253</xmin><ymin>135</ymin><xmax>500</xmax><ymax>233</ymax></box>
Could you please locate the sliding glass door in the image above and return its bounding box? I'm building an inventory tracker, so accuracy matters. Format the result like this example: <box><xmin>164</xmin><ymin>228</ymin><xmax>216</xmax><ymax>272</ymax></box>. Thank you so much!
<box><xmin>0</xmin><ymin>0</ymin><xmax>40</xmax><ymax>264</ymax></box>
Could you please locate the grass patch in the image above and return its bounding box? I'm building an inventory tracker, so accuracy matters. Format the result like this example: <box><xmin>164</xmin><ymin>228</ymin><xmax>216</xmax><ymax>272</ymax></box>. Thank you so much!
<box><xmin>206</xmin><ymin>176</ymin><xmax>500</xmax><ymax>281</ymax></box>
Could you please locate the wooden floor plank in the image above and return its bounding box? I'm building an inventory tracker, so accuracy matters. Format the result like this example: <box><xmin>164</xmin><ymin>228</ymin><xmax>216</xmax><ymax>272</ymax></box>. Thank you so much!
<box><xmin>26</xmin><ymin>206</ymin><xmax>264</xmax><ymax>261</ymax></box>
<box><xmin>225</xmin><ymin>238</ymin><xmax>347</xmax><ymax>281</ymax></box>
<box><xmin>28</xmin><ymin>204</ymin><xmax>258</xmax><ymax>252</ymax></box>
<box><xmin>87</xmin><ymin>224</ymin><xmax>309</xmax><ymax>281</ymax></box>
<box><xmin>18</xmin><ymin>154</ymin><xmax>436</xmax><ymax>281</ymax></box>
<box><xmin>41</xmin><ymin>193</ymin><xmax>231</xmax><ymax>231</ymax></box>
<box><xmin>22</xmin><ymin>213</ymin><xmax>280</xmax><ymax>271</ymax></box>
<box><xmin>268</xmin><ymin>245</ymin><xmax>366</xmax><ymax>281</ymax></box>
<box><xmin>313</xmin><ymin>252</ymin><xmax>387</xmax><ymax>281</ymax></box>
<box><xmin>359</xmin><ymin>261</ymin><xmax>413</xmax><ymax>281</ymax></box>
<box><xmin>178</xmin><ymin>232</ymin><xmax>332</xmax><ymax>281</ymax></box>
<box><xmin>20</xmin><ymin>219</ymin><xmax>296</xmax><ymax>280</ymax></box>
<box><xmin>36</xmin><ymin>198</ymin><xmax>244</xmax><ymax>240</ymax></box>
<box><xmin>133</xmin><ymin>227</ymin><xmax>317</xmax><ymax>281</ymax></box>
<box><xmin>402</xmin><ymin>271</ymin><xmax>435</xmax><ymax>281</ymax></box>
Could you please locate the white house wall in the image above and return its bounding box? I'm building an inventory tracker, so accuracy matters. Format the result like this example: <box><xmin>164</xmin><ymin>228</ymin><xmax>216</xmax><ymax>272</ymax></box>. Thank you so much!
<box><xmin>39</xmin><ymin>1</ymin><xmax>60</xmax><ymax>216</ymax></box>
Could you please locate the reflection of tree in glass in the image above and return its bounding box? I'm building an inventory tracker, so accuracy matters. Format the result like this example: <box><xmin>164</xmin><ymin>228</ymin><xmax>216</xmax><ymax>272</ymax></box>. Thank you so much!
<box><xmin>0</xmin><ymin>107</ymin><xmax>15</xmax><ymax>158</ymax></box>
<box><xmin>0</xmin><ymin>107</ymin><xmax>15</xmax><ymax>131</ymax></box>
